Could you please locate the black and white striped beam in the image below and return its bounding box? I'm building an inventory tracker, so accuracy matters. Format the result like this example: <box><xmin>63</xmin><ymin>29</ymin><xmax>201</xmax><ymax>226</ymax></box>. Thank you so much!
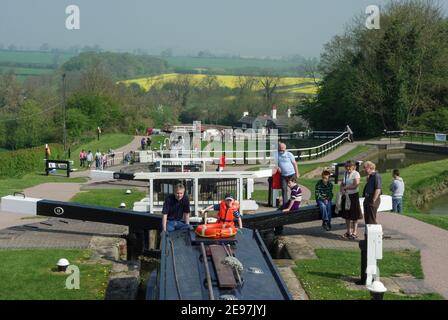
<box><xmin>90</xmin><ymin>170</ymin><xmax>137</xmax><ymax>181</ymax></box>
<box><xmin>1</xmin><ymin>196</ymin><xmax>161</xmax><ymax>230</ymax></box>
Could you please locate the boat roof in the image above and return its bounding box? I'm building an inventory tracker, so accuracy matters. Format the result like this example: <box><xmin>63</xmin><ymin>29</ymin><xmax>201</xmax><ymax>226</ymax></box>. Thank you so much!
<box><xmin>151</xmin><ymin>228</ymin><xmax>292</xmax><ymax>300</ymax></box>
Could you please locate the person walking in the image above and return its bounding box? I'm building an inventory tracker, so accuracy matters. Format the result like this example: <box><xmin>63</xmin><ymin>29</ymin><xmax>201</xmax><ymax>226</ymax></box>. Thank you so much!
<box><xmin>341</xmin><ymin>160</ymin><xmax>363</xmax><ymax>239</ymax></box>
<box><xmin>79</xmin><ymin>149</ymin><xmax>86</xmax><ymax>167</ymax></box>
<box><xmin>362</xmin><ymin>161</ymin><xmax>382</xmax><ymax>225</ymax></box>
<box><xmin>86</xmin><ymin>150</ymin><xmax>93</xmax><ymax>168</ymax></box>
<box><xmin>95</xmin><ymin>150</ymin><xmax>102</xmax><ymax>169</ymax></box>
<box><xmin>101</xmin><ymin>152</ymin><xmax>107</xmax><ymax>170</ymax></box>
<box><xmin>390</xmin><ymin>169</ymin><xmax>405</xmax><ymax>213</ymax></box>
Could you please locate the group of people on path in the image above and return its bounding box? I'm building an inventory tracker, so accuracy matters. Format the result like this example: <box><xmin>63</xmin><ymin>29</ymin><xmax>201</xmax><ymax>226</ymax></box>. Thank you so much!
<box><xmin>272</xmin><ymin>141</ymin><xmax>406</xmax><ymax>239</ymax></box>
<box><xmin>78</xmin><ymin>149</ymin><xmax>109</xmax><ymax>170</ymax></box>
<box><xmin>140</xmin><ymin>129</ymin><xmax>153</xmax><ymax>150</ymax></box>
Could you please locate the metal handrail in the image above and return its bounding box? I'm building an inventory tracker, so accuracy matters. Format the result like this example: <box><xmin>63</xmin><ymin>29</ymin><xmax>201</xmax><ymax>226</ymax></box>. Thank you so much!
<box><xmin>384</xmin><ymin>130</ymin><xmax>447</xmax><ymax>145</ymax></box>
<box><xmin>137</xmin><ymin>130</ymin><xmax>350</xmax><ymax>163</ymax></box>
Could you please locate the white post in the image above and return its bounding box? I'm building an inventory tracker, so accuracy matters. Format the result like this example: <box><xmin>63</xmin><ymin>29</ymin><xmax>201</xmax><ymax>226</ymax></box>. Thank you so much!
<box><xmin>194</xmin><ymin>178</ymin><xmax>199</xmax><ymax>216</ymax></box>
<box><xmin>239</xmin><ymin>177</ymin><xmax>244</xmax><ymax>215</ymax></box>
<box><xmin>247</xmin><ymin>178</ymin><xmax>254</xmax><ymax>199</ymax></box>
<box><xmin>149</xmin><ymin>178</ymin><xmax>154</xmax><ymax>213</ymax></box>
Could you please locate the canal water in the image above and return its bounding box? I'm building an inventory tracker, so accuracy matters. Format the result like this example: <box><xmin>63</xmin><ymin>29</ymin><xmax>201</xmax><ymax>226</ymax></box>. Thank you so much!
<box><xmin>370</xmin><ymin>149</ymin><xmax>447</xmax><ymax>215</ymax></box>
<box><xmin>335</xmin><ymin>149</ymin><xmax>447</xmax><ymax>214</ymax></box>
<box><xmin>421</xmin><ymin>194</ymin><xmax>448</xmax><ymax>215</ymax></box>
<box><xmin>365</xmin><ymin>149</ymin><xmax>447</xmax><ymax>174</ymax></box>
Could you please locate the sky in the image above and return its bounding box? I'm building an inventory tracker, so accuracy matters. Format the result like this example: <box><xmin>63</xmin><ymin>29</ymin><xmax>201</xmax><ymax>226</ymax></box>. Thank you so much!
<box><xmin>0</xmin><ymin>0</ymin><xmax>446</xmax><ymax>58</ymax></box>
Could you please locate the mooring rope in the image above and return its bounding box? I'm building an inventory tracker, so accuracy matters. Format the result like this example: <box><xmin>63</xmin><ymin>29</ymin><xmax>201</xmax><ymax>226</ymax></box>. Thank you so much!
<box><xmin>169</xmin><ymin>238</ymin><xmax>182</xmax><ymax>300</ymax></box>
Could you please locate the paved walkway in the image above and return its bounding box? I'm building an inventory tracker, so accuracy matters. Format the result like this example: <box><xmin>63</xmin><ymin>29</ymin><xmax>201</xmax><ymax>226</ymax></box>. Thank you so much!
<box><xmin>283</xmin><ymin>213</ymin><xmax>448</xmax><ymax>299</ymax></box>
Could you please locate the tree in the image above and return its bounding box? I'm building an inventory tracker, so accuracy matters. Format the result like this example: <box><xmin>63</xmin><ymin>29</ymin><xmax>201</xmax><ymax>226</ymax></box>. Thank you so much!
<box><xmin>166</xmin><ymin>74</ymin><xmax>196</xmax><ymax>107</ymax></box>
<box><xmin>302</xmin><ymin>0</ymin><xmax>448</xmax><ymax>137</ymax></box>
<box><xmin>259</xmin><ymin>74</ymin><xmax>282</xmax><ymax>113</ymax></box>
<box><xmin>10</xmin><ymin>100</ymin><xmax>46</xmax><ymax>149</ymax></box>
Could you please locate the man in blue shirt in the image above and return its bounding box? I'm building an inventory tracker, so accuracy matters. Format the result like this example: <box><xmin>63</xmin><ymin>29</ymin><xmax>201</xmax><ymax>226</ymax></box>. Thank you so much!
<box><xmin>274</xmin><ymin>142</ymin><xmax>300</xmax><ymax>206</ymax></box>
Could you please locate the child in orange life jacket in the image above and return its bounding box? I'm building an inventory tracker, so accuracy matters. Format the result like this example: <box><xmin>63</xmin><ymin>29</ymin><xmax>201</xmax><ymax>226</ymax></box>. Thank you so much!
<box><xmin>282</xmin><ymin>176</ymin><xmax>302</xmax><ymax>213</ymax></box>
<box><xmin>200</xmin><ymin>193</ymin><xmax>243</xmax><ymax>228</ymax></box>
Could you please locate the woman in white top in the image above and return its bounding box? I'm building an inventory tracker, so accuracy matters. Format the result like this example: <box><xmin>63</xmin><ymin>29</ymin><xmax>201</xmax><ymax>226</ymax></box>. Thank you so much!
<box><xmin>340</xmin><ymin>160</ymin><xmax>363</xmax><ymax>239</ymax></box>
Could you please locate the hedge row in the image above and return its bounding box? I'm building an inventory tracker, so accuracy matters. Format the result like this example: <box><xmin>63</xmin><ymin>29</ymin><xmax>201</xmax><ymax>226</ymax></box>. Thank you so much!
<box><xmin>0</xmin><ymin>144</ymin><xmax>64</xmax><ymax>178</ymax></box>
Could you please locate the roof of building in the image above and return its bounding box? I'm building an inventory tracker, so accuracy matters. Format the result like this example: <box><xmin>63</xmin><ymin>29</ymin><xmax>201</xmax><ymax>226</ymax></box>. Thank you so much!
<box><xmin>238</xmin><ymin>114</ymin><xmax>289</xmax><ymax>127</ymax></box>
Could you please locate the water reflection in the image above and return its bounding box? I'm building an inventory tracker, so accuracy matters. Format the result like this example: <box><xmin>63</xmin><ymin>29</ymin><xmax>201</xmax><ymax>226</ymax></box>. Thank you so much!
<box><xmin>366</xmin><ymin>149</ymin><xmax>447</xmax><ymax>174</ymax></box>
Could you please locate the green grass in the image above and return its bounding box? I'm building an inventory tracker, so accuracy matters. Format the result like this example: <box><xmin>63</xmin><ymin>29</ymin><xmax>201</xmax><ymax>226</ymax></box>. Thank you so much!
<box><xmin>162</xmin><ymin>56</ymin><xmax>300</xmax><ymax>74</ymax></box>
<box><xmin>71</xmin><ymin>188</ymin><xmax>146</xmax><ymax>208</ymax></box>
<box><xmin>69</xmin><ymin>134</ymin><xmax>133</xmax><ymax>169</ymax></box>
<box><xmin>298</xmin><ymin>145</ymin><xmax>372</xmax><ymax>175</ymax></box>
<box><xmin>0</xmin><ymin>249</ymin><xmax>110</xmax><ymax>300</ymax></box>
<box><xmin>141</xmin><ymin>135</ymin><xmax>166</xmax><ymax>151</ymax></box>
<box><xmin>294</xmin><ymin>249</ymin><xmax>443</xmax><ymax>300</ymax></box>
<box><xmin>0</xmin><ymin>66</ymin><xmax>54</xmax><ymax>76</ymax></box>
<box><xmin>0</xmin><ymin>173</ymin><xmax>87</xmax><ymax>197</ymax></box>
<box><xmin>400</xmin><ymin>136</ymin><xmax>448</xmax><ymax>145</ymax></box>
<box><xmin>373</xmin><ymin>158</ymin><xmax>448</xmax><ymax>230</ymax></box>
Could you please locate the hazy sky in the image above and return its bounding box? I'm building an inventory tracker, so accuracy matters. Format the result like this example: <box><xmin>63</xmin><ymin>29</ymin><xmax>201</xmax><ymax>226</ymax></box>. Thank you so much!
<box><xmin>0</xmin><ymin>0</ymin><xmax>446</xmax><ymax>58</ymax></box>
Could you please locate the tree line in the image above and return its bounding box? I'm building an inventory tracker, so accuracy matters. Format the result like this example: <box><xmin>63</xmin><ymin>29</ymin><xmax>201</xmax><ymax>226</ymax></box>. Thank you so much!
<box><xmin>300</xmin><ymin>0</ymin><xmax>448</xmax><ymax>138</ymax></box>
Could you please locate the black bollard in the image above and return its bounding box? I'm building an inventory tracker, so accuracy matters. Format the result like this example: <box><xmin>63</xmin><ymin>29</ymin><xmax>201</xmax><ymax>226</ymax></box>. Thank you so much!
<box><xmin>356</xmin><ymin>238</ymin><xmax>368</xmax><ymax>285</ymax></box>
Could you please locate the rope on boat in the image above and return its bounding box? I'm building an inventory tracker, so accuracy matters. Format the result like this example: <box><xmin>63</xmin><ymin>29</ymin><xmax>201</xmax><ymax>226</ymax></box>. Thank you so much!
<box><xmin>201</xmin><ymin>242</ymin><xmax>215</xmax><ymax>300</ymax></box>
<box><xmin>222</xmin><ymin>256</ymin><xmax>243</xmax><ymax>272</ymax></box>
<box><xmin>169</xmin><ymin>238</ymin><xmax>182</xmax><ymax>300</ymax></box>
<box><xmin>222</xmin><ymin>244</ymin><xmax>243</xmax><ymax>285</ymax></box>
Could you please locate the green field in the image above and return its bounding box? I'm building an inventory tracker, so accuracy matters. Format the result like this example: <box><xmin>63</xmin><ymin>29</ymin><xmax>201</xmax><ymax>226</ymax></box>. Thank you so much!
<box><xmin>0</xmin><ymin>249</ymin><xmax>110</xmax><ymax>300</ymax></box>
<box><xmin>0</xmin><ymin>50</ymin><xmax>74</xmax><ymax>65</ymax></box>
<box><xmin>0</xmin><ymin>66</ymin><xmax>54</xmax><ymax>76</ymax></box>
<box><xmin>162</xmin><ymin>56</ymin><xmax>302</xmax><ymax>73</ymax></box>
<box><xmin>0</xmin><ymin>50</ymin><xmax>74</xmax><ymax>82</ymax></box>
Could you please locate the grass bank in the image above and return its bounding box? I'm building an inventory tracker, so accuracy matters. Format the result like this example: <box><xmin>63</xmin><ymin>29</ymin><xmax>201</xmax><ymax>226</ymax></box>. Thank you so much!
<box><xmin>294</xmin><ymin>249</ymin><xmax>443</xmax><ymax>300</ymax></box>
<box><xmin>0</xmin><ymin>144</ymin><xmax>64</xmax><ymax>178</ymax></box>
<box><xmin>69</xmin><ymin>133</ymin><xmax>133</xmax><ymax>169</ymax></box>
<box><xmin>70</xmin><ymin>188</ymin><xmax>146</xmax><ymax>209</ymax></box>
<box><xmin>379</xmin><ymin>158</ymin><xmax>448</xmax><ymax>230</ymax></box>
<box><xmin>0</xmin><ymin>249</ymin><xmax>110</xmax><ymax>300</ymax></box>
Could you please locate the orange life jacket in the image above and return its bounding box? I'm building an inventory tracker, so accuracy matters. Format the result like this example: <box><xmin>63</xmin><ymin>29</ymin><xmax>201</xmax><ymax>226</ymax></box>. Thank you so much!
<box><xmin>218</xmin><ymin>200</ymin><xmax>240</xmax><ymax>224</ymax></box>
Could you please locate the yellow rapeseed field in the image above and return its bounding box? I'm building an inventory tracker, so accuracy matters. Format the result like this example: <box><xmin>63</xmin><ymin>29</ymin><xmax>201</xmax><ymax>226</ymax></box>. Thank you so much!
<box><xmin>120</xmin><ymin>73</ymin><xmax>319</xmax><ymax>94</ymax></box>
